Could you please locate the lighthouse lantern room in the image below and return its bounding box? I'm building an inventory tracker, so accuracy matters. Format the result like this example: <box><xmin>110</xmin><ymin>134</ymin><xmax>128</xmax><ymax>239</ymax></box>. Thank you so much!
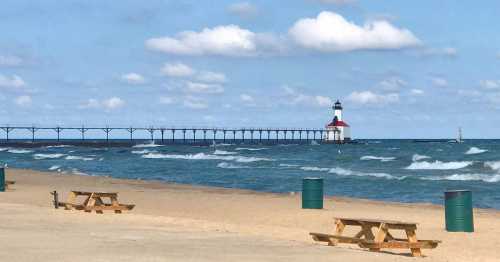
<box><xmin>324</xmin><ymin>100</ymin><xmax>351</xmax><ymax>143</ymax></box>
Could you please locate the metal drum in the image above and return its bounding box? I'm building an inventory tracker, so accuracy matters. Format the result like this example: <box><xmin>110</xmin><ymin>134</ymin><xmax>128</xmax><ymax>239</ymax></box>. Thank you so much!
<box><xmin>302</xmin><ymin>177</ymin><xmax>324</xmax><ymax>209</ymax></box>
<box><xmin>445</xmin><ymin>190</ymin><xmax>474</xmax><ymax>232</ymax></box>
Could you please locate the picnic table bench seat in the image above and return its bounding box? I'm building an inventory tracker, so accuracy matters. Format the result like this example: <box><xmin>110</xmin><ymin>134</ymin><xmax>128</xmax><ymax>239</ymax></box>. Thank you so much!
<box><xmin>5</xmin><ymin>180</ymin><xmax>15</xmax><ymax>189</ymax></box>
<box><xmin>58</xmin><ymin>191</ymin><xmax>134</xmax><ymax>214</ymax></box>
<box><xmin>310</xmin><ymin>217</ymin><xmax>440</xmax><ymax>257</ymax></box>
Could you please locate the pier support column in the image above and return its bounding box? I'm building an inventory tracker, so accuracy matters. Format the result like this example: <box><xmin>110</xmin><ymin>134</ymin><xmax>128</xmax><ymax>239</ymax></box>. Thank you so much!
<box><xmin>223</xmin><ymin>130</ymin><xmax>226</xmax><ymax>143</ymax></box>
<box><xmin>102</xmin><ymin>127</ymin><xmax>111</xmax><ymax>143</ymax></box>
<box><xmin>193</xmin><ymin>129</ymin><xmax>196</xmax><ymax>143</ymax></box>
<box><xmin>250</xmin><ymin>130</ymin><xmax>254</xmax><ymax>144</ymax></box>
<box><xmin>127</xmin><ymin>127</ymin><xmax>135</xmax><ymax>142</ymax></box>
<box><xmin>242</xmin><ymin>129</ymin><xmax>245</xmax><ymax>142</ymax></box>
<box><xmin>54</xmin><ymin>127</ymin><xmax>62</xmax><ymax>142</ymax></box>
<box><xmin>232</xmin><ymin>130</ymin><xmax>236</xmax><ymax>142</ymax></box>
<box><xmin>80</xmin><ymin>126</ymin><xmax>88</xmax><ymax>141</ymax></box>
<box><xmin>259</xmin><ymin>130</ymin><xmax>262</xmax><ymax>143</ymax></box>
<box><xmin>203</xmin><ymin>130</ymin><xmax>207</xmax><ymax>143</ymax></box>
<box><xmin>148</xmin><ymin>127</ymin><xmax>154</xmax><ymax>142</ymax></box>
<box><xmin>212</xmin><ymin>129</ymin><xmax>217</xmax><ymax>142</ymax></box>
<box><xmin>172</xmin><ymin>129</ymin><xmax>176</xmax><ymax>144</ymax></box>
<box><xmin>182</xmin><ymin>129</ymin><xmax>186</xmax><ymax>143</ymax></box>
<box><xmin>1</xmin><ymin>127</ymin><xmax>11</xmax><ymax>141</ymax></box>
<box><xmin>160</xmin><ymin>128</ymin><xmax>165</xmax><ymax>144</ymax></box>
<box><xmin>29</xmin><ymin>126</ymin><xmax>38</xmax><ymax>142</ymax></box>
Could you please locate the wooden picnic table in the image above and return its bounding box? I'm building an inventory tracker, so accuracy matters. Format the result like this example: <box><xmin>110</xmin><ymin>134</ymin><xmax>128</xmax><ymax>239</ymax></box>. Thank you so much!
<box><xmin>59</xmin><ymin>191</ymin><xmax>135</xmax><ymax>214</ymax></box>
<box><xmin>310</xmin><ymin>217</ymin><xmax>440</xmax><ymax>257</ymax></box>
<box><xmin>5</xmin><ymin>180</ymin><xmax>15</xmax><ymax>189</ymax></box>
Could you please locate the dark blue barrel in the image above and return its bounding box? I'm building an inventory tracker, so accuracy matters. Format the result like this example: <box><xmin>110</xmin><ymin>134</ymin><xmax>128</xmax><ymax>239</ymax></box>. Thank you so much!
<box><xmin>0</xmin><ymin>167</ymin><xmax>4</xmax><ymax>192</ymax></box>
<box><xmin>302</xmin><ymin>177</ymin><xmax>323</xmax><ymax>209</ymax></box>
<box><xmin>445</xmin><ymin>190</ymin><xmax>474</xmax><ymax>232</ymax></box>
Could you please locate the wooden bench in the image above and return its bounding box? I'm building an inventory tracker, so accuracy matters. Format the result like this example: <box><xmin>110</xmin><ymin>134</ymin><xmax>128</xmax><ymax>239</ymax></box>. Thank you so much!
<box><xmin>310</xmin><ymin>217</ymin><xmax>441</xmax><ymax>257</ymax></box>
<box><xmin>60</xmin><ymin>191</ymin><xmax>135</xmax><ymax>214</ymax></box>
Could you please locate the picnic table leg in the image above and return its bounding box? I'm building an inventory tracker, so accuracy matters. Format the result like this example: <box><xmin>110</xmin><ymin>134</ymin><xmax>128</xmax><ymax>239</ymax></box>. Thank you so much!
<box><xmin>329</xmin><ymin>219</ymin><xmax>346</xmax><ymax>245</ymax></box>
<box><xmin>65</xmin><ymin>192</ymin><xmax>77</xmax><ymax>210</ymax></box>
<box><xmin>370</xmin><ymin>223</ymin><xmax>388</xmax><ymax>252</ymax></box>
<box><xmin>110</xmin><ymin>196</ymin><xmax>122</xmax><ymax>214</ymax></box>
<box><xmin>405</xmin><ymin>229</ymin><xmax>422</xmax><ymax>257</ymax></box>
<box><xmin>85</xmin><ymin>194</ymin><xmax>96</xmax><ymax>213</ymax></box>
<box><xmin>354</xmin><ymin>223</ymin><xmax>375</xmax><ymax>240</ymax></box>
<box><xmin>94</xmin><ymin>197</ymin><xmax>104</xmax><ymax>214</ymax></box>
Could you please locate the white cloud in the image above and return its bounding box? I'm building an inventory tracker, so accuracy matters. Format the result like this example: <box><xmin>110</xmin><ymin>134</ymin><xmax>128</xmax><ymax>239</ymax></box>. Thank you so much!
<box><xmin>431</xmin><ymin>77</ymin><xmax>448</xmax><ymax>87</ymax></box>
<box><xmin>161</xmin><ymin>62</ymin><xmax>195</xmax><ymax>77</ymax></box>
<box><xmin>289</xmin><ymin>11</ymin><xmax>420</xmax><ymax>52</ymax></box>
<box><xmin>102</xmin><ymin>97</ymin><xmax>125</xmax><ymax>110</ymax></box>
<box><xmin>79</xmin><ymin>97</ymin><xmax>125</xmax><ymax>110</ymax></box>
<box><xmin>185</xmin><ymin>81</ymin><xmax>224</xmax><ymax>94</ymax></box>
<box><xmin>240</xmin><ymin>94</ymin><xmax>254</xmax><ymax>102</ymax></box>
<box><xmin>0</xmin><ymin>55</ymin><xmax>23</xmax><ymax>67</ymax></box>
<box><xmin>14</xmin><ymin>95</ymin><xmax>32</xmax><ymax>107</ymax></box>
<box><xmin>159</xmin><ymin>96</ymin><xmax>174</xmax><ymax>104</ymax></box>
<box><xmin>197</xmin><ymin>71</ymin><xmax>227</xmax><ymax>83</ymax></box>
<box><xmin>146</xmin><ymin>25</ymin><xmax>283</xmax><ymax>57</ymax></box>
<box><xmin>410</xmin><ymin>89</ymin><xmax>424</xmax><ymax>95</ymax></box>
<box><xmin>121</xmin><ymin>72</ymin><xmax>145</xmax><ymax>84</ymax></box>
<box><xmin>0</xmin><ymin>74</ymin><xmax>26</xmax><ymax>88</ymax></box>
<box><xmin>183</xmin><ymin>96</ymin><xmax>208</xmax><ymax>109</ymax></box>
<box><xmin>282</xmin><ymin>86</ymin><xmax>333</xmax><ymax>107</ymax></box>
<box><xmin>480</xmin><ymin>80</ymin><xmax>500</xmax><ymax>90</ymax></box>
<box><xmin>378</xmin><ymin>77</ymin><xmax>407</xmax><ymax>91</ymax></box>
<box><xmin>227</xmin><ymin>2</ymin><xmax>258</xmax><ymax>18</ymax></box>
<box><xmin>345</xmin><ymin>90</ymin><xmax>399</xmax><ymax>105</ymax></box>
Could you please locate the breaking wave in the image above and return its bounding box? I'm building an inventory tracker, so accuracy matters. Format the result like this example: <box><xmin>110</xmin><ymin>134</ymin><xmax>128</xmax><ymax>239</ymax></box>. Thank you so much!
<box><xmin>45</xmin><ymin>145</ymin><xmax>73</xmax><ymax>148</ymax></box>
<box><xmin>142</xmin><ymin>152</ymin><xmax>271</xmax><ymax>163</ymax></box>
<box><xmin>65</xmin><ymin>155</ymin><xmax>95</xmax><ymax>161</ymax></box>
<box><xmin>131</xmin><ymin>149</ymin><xmax>154</xmax><ymax>154</ymax></box>
<box><xmin>360</xmin><ymin>155</ymin><xmax>396</xmax><ymax>162</ymax></box>
<box><xmin>34</xmin><ymin>153</ymin><xmax>66</xmax><ymax>160</ymax></box>
<box><xmin>217</xmin><ymin>162</ymin><xmax>248</xmax><ymax>169</ymax></box>
<box><xmin>48</xmin><ymin>165</ymin><xmax>61</xmax><ymax>171</ymax></box>
<box><xmin>301</xmin><ymin>166</ymin><xmax>403</xmax><ymax>180</ymax></box>
<box><xmin>235</xmin><ymin>147</ymin><xmax>269</xmax><ymax>151</ymax></box>
<box><xmin>213</xmin><ymin>150</ymin><xmax>237</xmax><ymax>155</ymax></box>
<box><xmin>412</xmin><ymin>154</ymin><xmax>431</xmax><ymax>161</ymax></box>
<box><xmin>7</xmin><ymin>149</ymin><xmax>33</xmax><ymax>154</ymax></box>
<box><xmin>0</xmin><ymin>147</ymin><xmax>9</xmax><ymax>151</ymax></box>
<box><xmin>465</xmin><ymin>147</ymin><xmax>488</xmax><ymax>155</ymax></box>
<box><xmin>485</xmin><ymin>161</ymin><xmax>500</xmax><ymax>171</ymax></box>
<box><xmin>279</xmin><ymin>163</ymin><xmax>299</xmax><ymax>167</ymax></box>
<box><xmin>406</xmin><ymin>161</ymin><xmax>473</xmax><ymax>170</ymax></box>
<box><xmin>422</xmin><ymin>174</ymin><xmax>500</xmax><ymax>183</ymax></box>
<box><xmin>132</xmin><ymin>142</ymin><xmax>163</xmax><ymax>148</ymax></box>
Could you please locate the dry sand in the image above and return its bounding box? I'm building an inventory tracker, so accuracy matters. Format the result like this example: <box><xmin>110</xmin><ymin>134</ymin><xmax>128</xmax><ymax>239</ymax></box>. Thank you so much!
<box><xmin>1</xmin><ymin>168</ymin><xmax>500</xmax><ymax>261</ymax></box>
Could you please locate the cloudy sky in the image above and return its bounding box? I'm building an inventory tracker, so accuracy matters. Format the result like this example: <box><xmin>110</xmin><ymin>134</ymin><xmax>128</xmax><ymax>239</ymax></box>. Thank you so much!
<box><xmin>1</xmin><ymin>0</ymin><xmax>499</xmax><ymax>138</ymax></box>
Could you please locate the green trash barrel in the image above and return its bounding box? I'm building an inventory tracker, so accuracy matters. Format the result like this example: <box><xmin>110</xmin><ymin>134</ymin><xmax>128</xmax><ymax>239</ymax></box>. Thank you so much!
<box><xmin>302</xmin><ymin>177</ymin><xmax>323</xmax><ymax>209</ymax></box>
<box><xmin>445</xmin><ymin>190</ymin><xmax>474</xmax><ymax>232</ymax></box>
<box><xmin>0</xmin><ymin>167</ymin><xmax>4</xmax><ymax>192</ymax></box>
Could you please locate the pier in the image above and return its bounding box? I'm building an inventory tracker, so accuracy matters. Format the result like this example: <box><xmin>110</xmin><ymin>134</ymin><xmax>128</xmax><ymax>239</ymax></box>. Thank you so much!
<box><xmin>0</xmin><ymin>125</ymin><xmax>341</xmax><ymax>146</ymax></box>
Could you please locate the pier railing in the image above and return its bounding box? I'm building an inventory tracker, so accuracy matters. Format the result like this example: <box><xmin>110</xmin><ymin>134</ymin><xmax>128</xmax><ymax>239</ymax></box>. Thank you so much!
<box><xmin>0</xmin><ymin>125</ymin><xmax>333</xmax><ymax>144</ymax></box>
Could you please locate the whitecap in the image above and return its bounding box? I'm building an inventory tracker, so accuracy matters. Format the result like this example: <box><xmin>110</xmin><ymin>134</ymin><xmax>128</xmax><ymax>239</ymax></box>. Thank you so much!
<box><xmin>213</xmin><ymin>150</ymin><xmax>237</xmax><ymax>155</ymax></box>
<box><xmin>132</xmin><ymin>142</ymin><xmax>163</xmax><ymax>148</ymax></box>
<box><xmin>71</xmin><ymin>168</ymin><xmax>90</xmax><ymax>176</ymax></box>
<box><xmin>406</xmin><ymin>160</ymin><xmax>473</xmax><ymax>170</ymax></box>
<box><xmin>65</xmin><ymin>155</ymin><xmax>95</xmax><ymax>161</ymax></box>
<box><xmin>465</xmin><ymin>147</ymin><xmax>488</xmax><ymax>155</ymax></box>
<box><xmin>0</xmin><ymin>147</ymin><xmax>9</xmax><ymax>152</ymax></box>
<box><xmin>131</xmin><ymin>149</ymin><xmax>154</xmax><ymax>154</ymax></box>
<box><xmin>217</xmin><ymin>162</ymin><xmax>248</xmax><ymax>169</ymax></box>
<box><xmin>7</xmin><ymin>149</ymin><xmax>33</xmax><ymax>154</ymax></box>
<box><xmin>360</xmin><ymin>155</ymin><xmax>396</xmax><ymax>162</ymax></box>
<box><xmin>45</xmin><ymin>145</ymin><xmax>73</xmax><ymax>148</ymax></box>
<box><xmin>279</xmin><ymin>163</ymin><xmax>299</xmax><ymax>167</ymax></box>
<box><xmin>301</xmin><ymin>166</ymin><xmax>330</xmax><ymax>172</ymax></box>
<box><xmin>412</xmin><ymin>154</ymin><xmax>431</xmax><ymax>162</ymax></box>
<box><xmin>48</xmin><ymin>165</ymin><xmax>61</xmax><ymax>171</ymax></box>
<box><xmin>485</xmin><ymin>161</ymin><xmax>500</xmax><ymax>171</ymax></box>
<box><xmin>142</xmin><ymin>152</ymin><xmax>271</xmax><ymax>163</ymax></box>
<box><xmin>422</xmin><ymin>173</ymin><xmax>500</xmax><ymax>183</ymax></box>
<box><xmin>235</xmin><ymin>147</ymin><xmax>269</xmax><ymax>151</ymax></box>
<box><xmin>34</xmin><ymin>153</ymin><xmax>66</xmax><ymax>160</ymax></box>
<box><xmin>328</xmin><ymin>167</ymin><xmax>403</xmax><ymax>180</ymax></box>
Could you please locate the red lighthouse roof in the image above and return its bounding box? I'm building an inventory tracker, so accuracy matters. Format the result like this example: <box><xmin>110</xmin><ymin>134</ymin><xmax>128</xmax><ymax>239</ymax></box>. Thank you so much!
<box><xmin>326</xmin><ymin>120</ymin><xmax>349</xmax><ymax>127</ymax></box>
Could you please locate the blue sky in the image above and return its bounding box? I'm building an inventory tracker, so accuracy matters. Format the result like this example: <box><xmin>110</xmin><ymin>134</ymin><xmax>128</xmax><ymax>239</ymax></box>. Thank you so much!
<box><xmin>1</xmin><ymin>0</ymin><xmax>499</xmax><ymax>138</ymax></box>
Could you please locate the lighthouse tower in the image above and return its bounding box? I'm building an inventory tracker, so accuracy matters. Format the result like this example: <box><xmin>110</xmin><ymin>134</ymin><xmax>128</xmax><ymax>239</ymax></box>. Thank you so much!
<box><xmin>324</xmin><ymin>100</ymin><xmax>351</xmax><ymax>143</ymax></box>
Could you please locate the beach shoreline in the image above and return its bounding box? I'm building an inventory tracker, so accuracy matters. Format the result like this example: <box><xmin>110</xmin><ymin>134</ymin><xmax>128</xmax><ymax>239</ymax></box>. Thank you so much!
<box><xmin>2</xmin><ymin>167</ymin><xmax>500</xmax><ymax>261</ymax></box>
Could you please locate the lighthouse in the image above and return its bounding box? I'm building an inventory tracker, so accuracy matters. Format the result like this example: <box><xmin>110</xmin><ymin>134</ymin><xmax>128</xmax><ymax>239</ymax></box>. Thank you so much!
<box><xmin>324</xmin><ymin>100</ymin><xmax>351</xmax><ymax>143</ymax></box>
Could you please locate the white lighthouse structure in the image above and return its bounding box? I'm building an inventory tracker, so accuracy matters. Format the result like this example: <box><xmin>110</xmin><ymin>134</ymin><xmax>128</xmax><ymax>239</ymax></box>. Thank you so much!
<box><xmin>324</xmin><ymin>100</ymin><xmax>351</xmax><ymax>143</ymax></box>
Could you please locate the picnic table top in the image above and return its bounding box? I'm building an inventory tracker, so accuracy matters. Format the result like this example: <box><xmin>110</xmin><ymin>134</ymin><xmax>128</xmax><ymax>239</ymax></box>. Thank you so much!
<box><xmin>70</xmin><ymin>191</ymin><xmax>118</xmax><ymax>197</ymax></box>
<box><xmin>334</xmin><ymin>217</ymin><xmax>418</xmax><ymax>226</ymax></box>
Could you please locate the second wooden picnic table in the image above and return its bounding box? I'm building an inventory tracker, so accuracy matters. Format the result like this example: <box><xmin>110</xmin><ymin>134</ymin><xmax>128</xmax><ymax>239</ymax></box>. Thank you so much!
<box><xmin>61</xmin><ymin>191</ymin><xmax>135</xmax><ymax>214</ymax></box>
<box><xmin>311</xmin><ymin>217</ymin><xmax>440</xmax><ymax>257</ymax></box>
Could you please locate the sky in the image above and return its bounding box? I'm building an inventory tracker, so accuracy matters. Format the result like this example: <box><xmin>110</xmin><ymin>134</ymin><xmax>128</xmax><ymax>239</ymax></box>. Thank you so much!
<box><xmin>1</xmin><ymin>0</ymin><xmax>500</xmax><ymax>139</ymax></box>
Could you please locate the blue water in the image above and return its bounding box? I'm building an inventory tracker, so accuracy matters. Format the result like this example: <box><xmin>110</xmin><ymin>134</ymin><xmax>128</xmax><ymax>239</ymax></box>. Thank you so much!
<box><xmin>2</xmin><ymin>140</ymin><xmax>500</xmax><ymax>209</ymax></box>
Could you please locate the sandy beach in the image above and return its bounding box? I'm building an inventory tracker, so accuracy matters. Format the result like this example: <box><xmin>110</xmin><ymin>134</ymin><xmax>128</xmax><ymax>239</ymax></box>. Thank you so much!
<box><xmin>1</xmin><ymin>168</ymin><xmax>499</xmax><ymax>262</ymax></box>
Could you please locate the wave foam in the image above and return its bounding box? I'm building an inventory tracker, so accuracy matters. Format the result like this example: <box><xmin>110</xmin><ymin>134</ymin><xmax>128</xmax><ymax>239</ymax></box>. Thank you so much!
<box><xmin>412</xmin><ymin>154</ymin><xmax>431</xmax><ymax>161</ymax></box>
<box><xmin>48</xmin><ymin>165</ymin><xmax>61</xmax><ymax>171</ymax></box>
<box><xmin>423</xmin><ymin>173</ymin><xmax>500</xmax><ymax>183</ymax></box>
<box><xmin>485</xmin><ymin>161</ymin><xmax>500</xmax><ymax>171</ymax></box>
<box><xmin>406</xmin><ymin>160</ymin><xmax>473</xmax><ymax>170</ymax></box>
<box><xmin>34</xmin><ymin>153</ymin><xmax>66</xmax><ymax>160</ymax></box>
<box><xmin>301</xmin><ymin>166</ymin><xmax>403</xmax><ymax>180</ymax></box>
<box><xmin>131</xmin><ymin>149</ymin><xmax>154</xmax><ymax>154</ymax></box>
<box><xmin>213</xmin><ymin>150</ymin><xmax>237</xmax><ymax>155</ymax></box>
<box><xmin>45</xmin><ymin>145</ymin><xmax>73</xmax><ymax>148</ymax></box>
<box><xmin>301</xmin><ymin>166</ymin><xmax>330</xmax><ymax>172</ymax></box>
<box><xmin>0</xmin><ymin>147</ymin><xmax>9</xmax><ymax>152</ymax></box>
<box><xmin>279</xmin><ymin>163</ymin><xmax>299</xmax><ymax>167</ymax></box>
<box><xmin>217</xmin><ymin>162</ymin><xmax>248</xmax><ymax>169</ymax></box>
<box><xmin>65</xmin><ymin>155</ymin><xmax>95</xmax><ymax>161</ymax></box>
<box><xmin>235</xmin><ymin>147</ymin><xmax>269</xmax><ymax>151</ymax></box>
<box><xmin>360</xmin><ymin>155</ymin><xmax>396</xmax><ymax>162</ymax></box>
<box><xmin>465</xmin><ymin>147</ymin><xmax>488</xmax><ymax>155</ymax></box>
<box><xmin>132</xmin><ymin>142</ymin><xmax>163</xmax><ymax>148</ymax></box>
<box><xmin>7</xmin><ymin>149</ymin><xmax>33</xmax><ymax>154</ymax></box>
<box><xmin>142</xmin><ymin>152</ymin><xmax>271</xmax><ymax>163</ymax></box>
